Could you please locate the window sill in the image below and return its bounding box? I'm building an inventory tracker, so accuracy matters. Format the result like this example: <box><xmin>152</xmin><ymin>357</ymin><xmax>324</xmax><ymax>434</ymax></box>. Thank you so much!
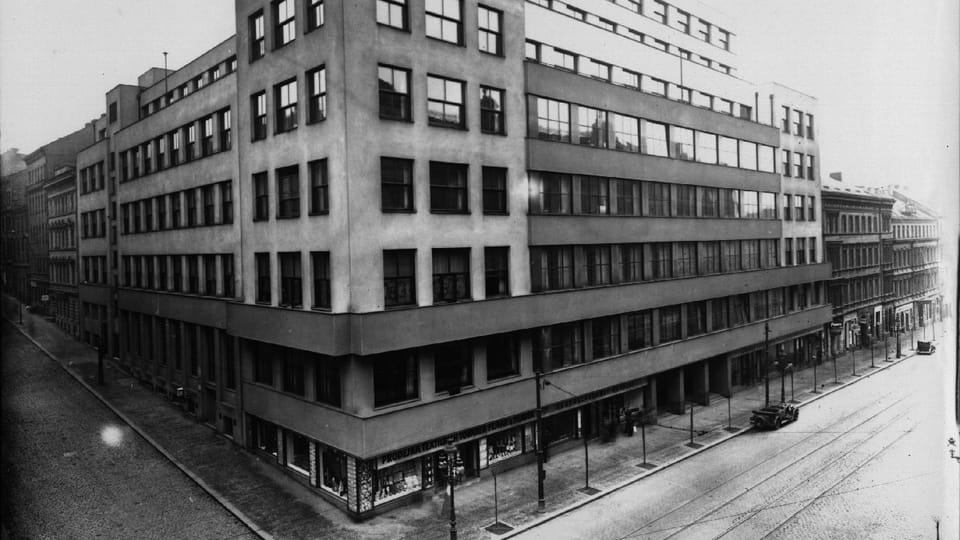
<box><xmin>429</xmin><ymin>209</ymin><xmax>470</xmax><ymax>215</ymax></box>
<box><xmin>308</xmin><ymin>211</ymin><xmax>329</xmax><ymax>217</ymax></box>
<box><xmin>273</xmin><ymin>128</ymin><xmax>299</xmax><ymax>136</ymax></box>
<box><xmin>437</xmin><ymin>385</ymin><xmax>475</xmax><ymax>396</ymax></box>
<box><xmin>379</xmin><ymin>115</ymin><xmax>414</xmax><ymax>123</ymax></box>
<box><xmin>479</xmin><ymin>50</ymin><xmax>504</xmax><ymax>59</ymax></box>
<box><xmin>382</xmin><ymin>208</ymin><xmax>416</xmax><ymax>213</ymax></box>
<box><xmin>427</xmin><ymin>122</ymin><xmax>468</xmax><ymax>131</ymax></box>
<box><xmin>384</xmin><ymin>302</ymin><xmax>417</xmax><ymax>310</ymax></box>
<box><xmin>373</xmin><ymin>397</ymin><xmax>420</xmax><ymax>410</ymax></box>
<box><xmin>480</xmin><ymin>130</ymin><xmax>507</xmax><ymax>137</ymax></box>
<box><xmin>306</xmin><ymin>117</ymin><xmax>327</xmax><ymax>126</ymax></box>
<box><xmin>486</xmin><ymin>372</ymin><xmax>520</xmax><ymax>383</ymax></box>
<box><xmin>425</xmin><ymin>35</ymin><xmax>464</xmax><ymax>47</ymax></box>
<box><xmin>276</xmin><ymin>214</ymin><xmax>301</xmax><ymax>220</ymax></box>
<box><xmin>376</xmin><ymin>22</ymin><xmax>410</xmax><ymax>33</ymax></box>
<box><xmin>255</xmin><ymin>300</ymin><xmax>272</xmax><ymax>306</ymax></box>
<box><xmin>432</xmin><ymin>298</ymin><xmax>473</xmax><ymax>306</ymax></box>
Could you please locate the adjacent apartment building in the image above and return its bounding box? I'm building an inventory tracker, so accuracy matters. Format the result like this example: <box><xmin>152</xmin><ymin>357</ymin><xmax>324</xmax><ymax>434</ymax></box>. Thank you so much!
<box><xmin>78</xmin><ymin>0</ymin><xmax>833</xmax><ymax>519</ymax></box>
<box><xmin>888</xmin><ymin>190</ymin><xmax>942</xmax><ymax>340</ymax></box>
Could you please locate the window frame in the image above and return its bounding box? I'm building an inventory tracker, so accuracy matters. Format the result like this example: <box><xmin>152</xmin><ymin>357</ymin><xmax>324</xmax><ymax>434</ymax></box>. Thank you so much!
<box><xmin>425</xmin><ymin>0</ymin><xmax>464</xmax><ymax>45</ymax></box>
<box><xmin>427</xmin><ymin>74</ymin><xmax>465</xmax><ymax>129</ymax></box>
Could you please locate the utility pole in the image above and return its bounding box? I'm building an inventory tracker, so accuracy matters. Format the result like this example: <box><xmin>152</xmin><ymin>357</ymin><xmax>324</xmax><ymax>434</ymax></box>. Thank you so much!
<box><xmin>534</xmin><ymin>370</ymin><xmax>545</xmax><ymax>512</ymax></box>
<box><xmin>764</xmin><ymin>322</ymin><xmax>771</xmax><ymax>407</ymax></box>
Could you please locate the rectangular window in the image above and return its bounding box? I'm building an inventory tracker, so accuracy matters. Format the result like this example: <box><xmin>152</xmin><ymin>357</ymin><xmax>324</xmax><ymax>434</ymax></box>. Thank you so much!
<box><xmin>253</xmin><ymin>172</ymin><xmax>269</xmax><ymax>220</ymax></box>
<box><xmin>687</xmin><ymin>301</ymin><xmax>707</xmax><ymax>336</ymax></box>
<box><xmin>307</xmin><ymin>67</ymin><xmax>327</xmax><ymax>123</ymax></box>
<box><xmin>730</xmin><ymin>294</ymin><xmax>750</xmax><ymax>326</ymax></box>
<box><xmin>377</xmin><ymin>0</ymin><xmax>407</xmax><ymax>29</ymax></box>
<box><xmin>782</xmin><ymin>149</ymin><xmax>791</xmax><ymax>177</ymax></box>
<box><xmin>576</xmin><ymin>106</ymin><xmax>607</xmax><ymax>147</ymax></box>
<box><xmin>741</xmin><ymin>190</ymin><xmax>759</xmax><ymax>219</ymax></box>
<box><xmin>482</xmin><ymin>166</ymin><xmax>507</xmax><ymax>214</ymax></box>
<box><xmin>620</xmin><ymin>244</ymin><xmax>643</xmax><ymax>282</ymax></box>
<box><xmin>279</xmin><ymin>252</ymin><xmax>303</xmax><ymax>307</ymax></box>
<box><xmin>612</xmin><ymin>114</ymin><xmax>639</xmax><ymax>151</ymax></box>
<box><xmin>169</xmin><ymin>194</ymin><xmax>181</xmax><ymax>229</ymax></box>
<box><xmin>185</xmin><ymin>190</ymin><xmax>197</xmax><ymax>227</ymax></box>
<box><xmin>580</xmin><ymin>176</ymin><xmax>608</xmax><ymax>214</ymax></box>
<box><xmin>315</xmin><ymin>357</ymin><xmax>340</xmax><ymax>407</ymax></box>
<box><xmin>477</xmin><ymin>5</ymin><xmax>502</xmax><ymax>55</ymax></box>
<box><xmin>276</xmin><ymin>165</ymin><xmax>300</xmax><ymax>218</ymax></box>
<box><xmin>536</xmin><ymin>98</ymin><xmax>570</xmax><ymax>142</ymax></box>
<box><xmin>201</xmin><ymin>185</ymin><xmax>214</xmax><ymax>225</ymax></box>
<box><xmin>307</xmin><ymin>0</ymin><xmax>324</xmax><ymax>31</ymax></box>
<box><xmin>582</xmin><ymin>245</ymin><xmax>611</xmax><ymax>286</ymax></box>
<box><xmin>806</xmin><ymin>154</ymin><xmax>815</xmax><ymax>180</ymax></box>
<box><xmin>626</xmin><ymin>310</ymin><xmax>652</xmax><ymax>350</ymax></box>
<box><xmin>252</xmin><ymin>91</ymin><xmax>267</xmax><ymax>140</ymax></box>
<box><xmin>384</xmin><ymin>250</ymin><xmax>416</xmax><ymax>306</ymax></box>
<box><xmin>742</xmin><ymin>240</ymin><xmax>760</xmax><ymax>270</ymax></box>
<box><xmin>308</xmin><ymin>251</ymin><xmax>330</xmax><ymax>309</ymax></box>
<box><xmin>530</xmin><ymin>246</ymin><xmax>573</xmax><ymax>291</ymax></box>
<box><xmin>673</xmin><ymin>242</ymin><xmax>696</xmax><ymax>277</ymax></box>
<box><xmin>647</xmin><ymin>182</ymin><xmax>671</xmax><ymax>217</ymax></box>
<box><xmin>671</xmin><ymin>126</ymin><xmax>694</xmax><ymax>160</ymax></box>
<box><xmin>434</xmin><ymin>342</ymin><xmax>473</xmax><ymax>393</ymax></box>
<box><xmin>484</xmin><ymin>247</ymin><xmax>509</xmax><ymax>298</ymax></box>
<box><xmin>308</xmin><ymin>159</ymin><xmax>328</xmax><ymax>214</ymax></box>
<box><xmin>378</xmin><ymin>65</ymin><xmax>411</xmax><ymax>121</ymax></box>
<box><xmin>784</xmin><ymin>238</ymin><xmax>793</xmax><ymax>265</ymax></box>
<box><xmin>250</xmin><ymin>10</ymin><xmax>265</xmax><ymax>61</ymax></box>
<box><xmin>659</xmin><ymin>305</ymin><xmax>681</xmax><ymax>342</ymax></box>
<box><xmin>614</xmin><ymin>180</ymin><xmax>639</xmax><ymax>216</ymax></box>
<box><xmin>759</xmin><ymin>192</ymin><xmax>777</xmax><ymax>219</ymax></box>
<box><xmin>187</xmin><ymin>256</ymin><xmax>199</xmax><ymax>293</ymax></box>
<box><xmin>796</xmin><ymin>238</ymin><xmax>807</xmax><ymax>265</ymax></box>
<box><xmin>219</xmin><ymin>109</ymin><xmax>231</xmax><ymax>151</ymax></box>
<box><xmin>274</xmin><ymin>0</ymin><xmax>296</xmax><ymax>48</ymax></box>
<box><xmin>646</xmin><ymin>243</ymin><xmax>672</xmax><ymax>279</ymax></box>
<box><xmin>425</xmin><ymin>0</ymin><xmax>463</xmax><ymax>44</ymax></box>
<box><xmin>381</xmin><ymin>157</ymin><xmax>414</xmax><ymax>211</ymax></box>
<box><xmin>676</xmin><ymin>185</ymin><xmax>696</xmax><ymax>217</ymax></box>
<box><xmin>479</xmin><ymin>86</ymin><xmax>505</xmax><ymax>134</ymax></box>
<box><xmin>486</xmin><ymin>334</ymin><xmax>518</xmax><ymax>380</ymax></box>
<box><xmin>794</xmin><ymin>195</ymin><xmax>804</xmax><ymax>222</ymax></box>
<box><xmin>700</xmin><ymin>187</ymin><xmax>719</xmax><ymax>217</ymax></box>
<box><xmin>806</xmin><ymin>113</ymin><xmax>815</xmax><ymax>139</ymax></box>
<box><xmin>761</xmin><ymin>239</ymin><xmax>779</xmax><ymax>268</ymax></box>
<box><xmin>533</xmin><ymin>322</ymin><xmax>583</xmax><ymax>371</ymax></box>
<box><xmin>738</xmin><ymin>141</ymin><xmax>757</xmax><ymax>170</ymax></box>
<box><xmin>275</xmin><ymin>79</ymin><xmax>298</xmax><ymax>133</ymax></box>
<box><xmin>429</xmin><ymin>161</ymin><xmax>468</xmax><ymax>212</ymax></box>
<box><xmin>220</xmin><ymin>181</ymin><xmax>233</xmax><ymax>224</ymax></box>
<box><xmin>807</xmin><ymin>196</ymin><xmax>815</xmax><ymax>221</ymax></box>
<box><xmin>793</xmin><ymin>109</ymin><xmax>803</xmax><ymax>136</ymax></box>
<box><xmin>809</xmin><ymin>236</ymin><xmax>817</xmax><ymax>263</ymax></box>
<box><xmin>698</xmin><ymin>241</ymin><xmax>720</xmax><ymax>274</ymax></box>
<box><xmin>204</xmin><ymin>255</ymin><xmax>217</xmax><ymax>295</ymax></box>
<box><xmin>427</xmin><ymin>75</ymin><xmax>464</xmax><ymax>128</ymax></box>
<box><xmin>794</xmin><ymin>152</ymin><xmax>804</xmax><ymax>178</ymax></box>
<box><xmin>783</xmin><ymin>194</ymin><xmax>792</xmax><ymax>220</ymax></box>
<box><xmin>694</xmin><ymin>131</ymin><xmax>717</xmax><ymax>164</ymax></box>
<box><xmin>758</xmin><ymin>145</ymin><xmax>775</xmax><ymax>173</ymax></box>
<box><xmin>222</xmin><ymin>254</ymin><xmax>235</xmax><ymax>297</ymax></box>
<box><xmin>201</xmin><ymin>117</ymin><xmax>214</xmax><ymax>156</ymax></box>
<box><xmin>432</xmin><ymin>248</ymin><xmax>470</xmax><ymax>303</ymax></box>
<box><xmin>722</xmin><ymin>240</ymin><xmax>741</xmax><ymax>272</ymax></box>
<box><xmin>256</xmin><ymin>252</ymin><xmax>271</xmax><ymax>303</ymax></box>
<box><xmin>373</xmin><ymin>351</ymin><xmax>418</xmax><ymax>407</ymax></box>
<box><xmin>590</xmin><ymin>316</ymin><xmax>620</xmax><ymax>359</ymax></box>
<box><xmin>718</xmin><ymin>136</ymin><xmax>738</xmax><ymax>167</ymax></box>
<box><xmin>539</xmin><ymin>173</ymin><xmax>571</xmax><ymax>214</ymax></box>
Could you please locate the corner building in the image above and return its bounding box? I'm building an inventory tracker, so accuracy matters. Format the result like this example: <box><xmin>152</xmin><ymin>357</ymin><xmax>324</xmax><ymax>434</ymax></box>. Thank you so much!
<box><xmin>96</xmin><ymin>0</ymin><xmax>832</xmax><ymax>519</ymax></box>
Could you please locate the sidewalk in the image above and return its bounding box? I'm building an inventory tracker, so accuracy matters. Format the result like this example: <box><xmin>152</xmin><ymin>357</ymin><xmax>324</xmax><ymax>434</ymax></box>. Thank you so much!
<box><xmin>1</xmin><ymin>294</ymin><xmax>928</xmax><ymax>540</ymax></box>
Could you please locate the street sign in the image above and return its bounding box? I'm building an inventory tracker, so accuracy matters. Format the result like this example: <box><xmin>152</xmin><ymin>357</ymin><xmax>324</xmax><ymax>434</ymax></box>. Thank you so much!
<box><xmin>40</xmin><ymin>295</ymin><xmax>49</xmax><ymax>302</ymax></box>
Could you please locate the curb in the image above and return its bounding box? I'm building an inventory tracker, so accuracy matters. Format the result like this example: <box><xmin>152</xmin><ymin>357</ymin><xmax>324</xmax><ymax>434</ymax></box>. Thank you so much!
<box><xmin>500</xmin><ymin>350</ymin><xmax>914</xmax><ymax>538</ymax></box>
<box><xmin>3</xmin><ymin>315</ymin><xmax>274</xmax><ymax>540</ymax></box>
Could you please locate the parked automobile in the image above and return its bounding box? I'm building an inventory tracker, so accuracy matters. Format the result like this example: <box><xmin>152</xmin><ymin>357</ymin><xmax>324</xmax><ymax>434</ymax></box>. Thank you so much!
<box><xmin>917</xmin><ymin>340</ymin><xmax>936</xmax><ymax>355</ymax></box>
<box><xmin>750</xmin><ymin>403</ymin><xmax>799</xmax><ymax>430</ymax></box>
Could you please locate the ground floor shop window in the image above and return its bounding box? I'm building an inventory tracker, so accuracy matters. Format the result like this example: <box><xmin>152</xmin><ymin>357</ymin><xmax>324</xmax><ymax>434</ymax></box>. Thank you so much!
<box><xmin>487</xmin><ymin>429</ymin><xmax>522</xmax><ymax>465</ymax></box>
<box><xmin>285</xmin><ymin>431</ymin><xmax>311</xmax><ymax>476</ymax></box>
<box><xmin>250</xmin><ymin>416</ymin><xmax>279</xmax><ymax>458</ymax></box>
<box><xmin>320</xmin><ymin>446</ymin><xmax>348</xmax><ymax>498</ymax></box>
<box><xmin>375</xmin><ymin>460</ymin><xmax>421</xmax><ymax>504</ymax></box>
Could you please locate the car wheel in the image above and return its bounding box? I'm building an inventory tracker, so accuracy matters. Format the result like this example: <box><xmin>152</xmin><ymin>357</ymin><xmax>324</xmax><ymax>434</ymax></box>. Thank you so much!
<box><xmin>775</xmin><ymin>418</ymin><xmax>783</xmax><ymax>429</ymax></box>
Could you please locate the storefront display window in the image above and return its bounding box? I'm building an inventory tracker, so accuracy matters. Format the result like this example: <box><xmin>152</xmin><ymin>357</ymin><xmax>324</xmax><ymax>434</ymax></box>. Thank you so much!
<box><xmin>251</xmin><ymin>416</ymin><xmax>278</xmax><ymax>458</ymax></box>
<box><xmin>375</xmin><ymin>460</ymin><xmax>421</xmax><ymax>503</ymax></box>
<box><xmin>487</xmin><ymin>429</ymin><xmax>522</xmax><ymax>464</ymax></box>
<box><xmin>320</xmin><ymin>446</ymin><xmax>348</xmax><ymax>498</ymax></box>
<box><xmin>285</xmin><ymin>431</ymin><xmax>310</xmax><ymax>476</ymax></box>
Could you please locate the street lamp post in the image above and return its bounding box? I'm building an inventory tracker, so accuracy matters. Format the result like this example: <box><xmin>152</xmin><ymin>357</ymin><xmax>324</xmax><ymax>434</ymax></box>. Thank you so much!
<box><xmin>851</xmin><ymin>341</ymin><xmax>858</xmax><ymax>377</ymax></box>
<box><xmin>764</xmin><ymin>322</ymin><xmax>771</xmax><ymax>407</ymax></box>
<box><xmin>813</xmin><ymin>336</ymin><xmax>821</xmax><ymax>393</ymax></box>
<box><xmin>534</xmin><ymin>370</ymin><xmax>545</xmax><ymax>512</ymax></box>
<box><xmin>779</xmin><ymin>356</ymin><xmax>787</xmax><ymax>404</ymax></box>
<box><xmin>896</xmin><ymin>321</ymin><xmax>902</xmax><ymax>358</ymax></box>
<box><xmin>444</xmin><ymin>439</ymin><xmax>458</xmax><ymax>540</ymax></box>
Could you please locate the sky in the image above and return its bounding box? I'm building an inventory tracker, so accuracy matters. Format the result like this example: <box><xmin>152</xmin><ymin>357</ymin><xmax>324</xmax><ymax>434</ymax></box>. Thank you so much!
<box><xmin>1</xmin><ymin>0</ymin><xmax>957</xmax><ymax>217</ymax></box>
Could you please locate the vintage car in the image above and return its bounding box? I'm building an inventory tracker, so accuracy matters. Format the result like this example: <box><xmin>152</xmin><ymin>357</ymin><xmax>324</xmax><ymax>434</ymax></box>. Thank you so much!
<box><xmin>750</xmin><ymin>403</ymin><xmax>799</xmax><ymax>429</ymax></box>
<box><xmin>917</xmin><ymin>340</ymin><xmax>936</xmax><ymax>355</ymax></box>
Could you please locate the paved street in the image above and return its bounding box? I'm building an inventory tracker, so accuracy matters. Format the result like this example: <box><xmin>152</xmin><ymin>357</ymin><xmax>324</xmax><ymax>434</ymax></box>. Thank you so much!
<box><xmin>519</xmin><ymin>343</ymin><xmax>957</xmax><ymax>540</ymax></box>
<box><xmin>0</xmin><ymin>321</ymin><xmax>257</xmax><ymax>540</ymax></box>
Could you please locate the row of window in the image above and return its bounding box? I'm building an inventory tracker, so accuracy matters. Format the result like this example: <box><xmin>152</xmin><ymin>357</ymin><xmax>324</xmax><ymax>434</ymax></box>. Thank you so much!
<box><xmin>375</xmin><ymin>0</ymin><xmax>504</xmax><ymax>56</ymax></box>
<box><xmin>534</xmin><ymin>283</ymin><xmax>819</xmax><ymax>372</ymax></box>
<box><xmin>121</xmin><ymin>253</ymin><xmax>235</xmax><ymax>298</ymax></box>
<box><xmin>80</xmin><ymin>209</ymin><xmax>107</xmax><ymax>239</ymax></box>
<box><xmin>249</xmin><ymin>0</ymin><xmax>325</xmax><ymax>61</ymax></box>
<box><xmin>121</xmin><ymin>313</ymin><xmax>237</xmax><ymax>391</ymax></box>
<box><xmin>370</xmin><ymin>280</ymin><xmax>821</xmax><ymax>407</ymax></box>
<box><xmin>250</xmin><ymin>340</ymin><xmax>341</xmax><ymax>407</ymax></box>
<box><xmin>377</xmin><ymin>64</ymin><xmax>506</xmax><ymax>133</ymax></box>
<box><xmin>783</xmin><ymin>237</ymin><xmax>819</xmax><ymax>266</ymax></box>
<box><xmin>824</xmin><ymin>212</ymin><xmax>889</xmax><ymax>235</ymax></box>
<box><xmin>251</xmin><ymin>66</ymin><xmax>326</xmax><ymax>139</ymax></box>
<box><xmin>253</xmin><ymin>161</ymin><xmax>327</xmax><ymax>220</ymax></box>
<box><xmin>529</xmin><ymin>172</ymin><xmax>778</xmax><ymax>219</ymax></box>
<box><xmin>121</xmin><ymin>181</ymin><xmax>233</xmax><ymax>234</ymax></box>
<box><xmin>892</xmin><ymin>246</ymin><xmax>938</xmax><ymax>269</ymax></box>
<box><xmin>246</xmin><ymin>416</ymin><xmax>348</xmax><ymax>499</ymax></box>
<box><xmin>79</xmin><ymin>161</ymin><xmax>106</xmax><ymax>194</ymax></box>
<box><xmin>254</xmin><ymin>251</ymin><xmax>331</xmax><ymax>309</ymax></box>
<box><xmin>780</xmin><ymin>105</ymin><xmax>815</xmax><ymax>140</ymax></box>
<box><xmin>529</xmin><ymin>239</ymin><xmax>785</xmax><ymax>292</ymax></box>
<box><xmin>534</xmin><ymin>97</ymin><xmax>777</xmax><ymax>173</ymax></box>
<box><xmin>48</xmin><ymin>223</ymin><xmax>76</xmax><ymax>250</ymax></box>
<box><xmin>81</xmin><ymin>255</ymin><xmax>108</xmax><ymax>285</ymax></box>
<box><xmin>781</xmin><ymin>150</ymin><xmax>816</xmax><ymax>180</ymax></box>
<box><xmin>890</xmin><ymin>270</ymin><xmax>938</xmax><ymax>299</ymax></box>
<box><xmin>380</xmin><ymin>158</ymin><xmax>508</xmax><ymax>213</ymax></box>
<box><xmin>141</xmin><ymin>56</ymin><xmax>237</xmax><ymax>118</ymax></box>
<box><xmin>50</xmin><ymin>259</ymin><xmax>76</xmax><ymax>286</ymax></box>
<box><xmin>379</xmin><ymin>247</ymin><xmax>510</xmax><ymax>307</ymax></box>
<box><xmin>894</xmin><ymin>223</ymin><xmax>938</xmax><ymax>240</ymax></box>
<box><xmin>782</xmin><ymin>194</ymin><xmax>817</xmax><ymax>222</ymax></box>
<box><xmin>48</xmin><ymin>191</ymin><xmax>76</xmax><ymax>218</ymax></box>
<box><xmin>828</xmin><ymin>277</ymin><xmax>882</xmax><ymax>310</ymax></box>
<box><xmin>120</xmin><ymin>108</ymin><xmax>231</xmax><ymax>182</ymax></box>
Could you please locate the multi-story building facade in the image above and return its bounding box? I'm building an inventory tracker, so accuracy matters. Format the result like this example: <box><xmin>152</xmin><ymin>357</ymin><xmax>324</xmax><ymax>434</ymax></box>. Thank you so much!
<box><xmin>888</xmin><ymin>191</ymin><xmax>941</xmax><ymax>340</ymax></box>
<box><xmin>1</xmin><ymin>152</ymin><xmax>29</xmax><ymax>301</ymax></box>
<box><xmin>47</xmin><ymin>165</ymin><xmax>80</xmax><ymax>336</ymax></box>
<box><xmin>821</xmin><ymin>180</ymin><xmax>894</xmax><ymax>355</ymax></box>
<box><xmin>74</xmin><ymin>0</ymin><xmax>834</xmax><ymax>519</ymax></box>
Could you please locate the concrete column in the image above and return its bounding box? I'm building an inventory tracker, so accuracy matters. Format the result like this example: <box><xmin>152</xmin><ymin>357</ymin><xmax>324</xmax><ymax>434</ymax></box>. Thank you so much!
<box><xmin>687</xmin><ymin>361</ymin><xmax>710</xmax><ymax>406</ymax></box>
<box><xmin>709</xmin><ymin>356</ymin><xmax>732</xmax><ymax>398</ymax></box>
<box><xmin>644</xmin><ymin>378</ymin><xmax>657</xmax><ymax>419</ymax></box>
<box><xmin>659</xmin><ymin>369</ymin><xmax>685</xmax><ymax>414</ymax></box>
